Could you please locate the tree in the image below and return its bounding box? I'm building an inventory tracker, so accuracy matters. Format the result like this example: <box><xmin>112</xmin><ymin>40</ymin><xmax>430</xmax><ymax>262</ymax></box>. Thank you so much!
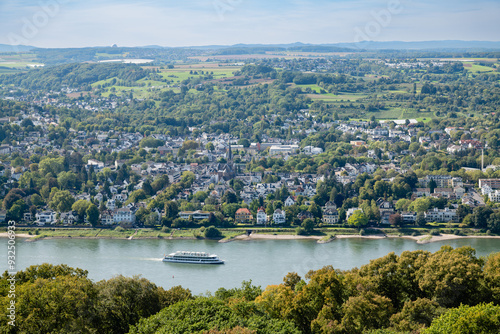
<box><xmin>389</xmin><ymin>213</ymin><xmax>403</xmax><ymax>227</ymax></box>
<box><xmin>86</xmin><ymin>204</ymin><xmax>99</xmax><ymax>226</ymax></box>
<box><xmin>180</xmin><ymin>171</ymin><xmax>195</xmax><ymax>188</ymax></box>
<box><xmin>164</xmin><ymin>201</ymin><xmax>179</xmax><ymax>221</ymax></box>
<box><xmin>340</xmin><ymin>291</ymin><xmax>394</xmax><ymax>333</ymax></box>
<box><xmin>204</xmin><ymin>226</ymin><xmax>222</xmax><ymax>239</ymax></box>
<box><xmin>348</xmin><ymin>210</ymin><xmax>369</xmax><ymax>228</ymax></box>
<box><xmin>423</xmin><ymin>303</ymin><xmax>500</xmax><ymax>334</ymax></box>
<box><xmin>222</xmin><ymin>191</ymin><xmax>238</xmax><ymax>204</ymax></box>
<box><xmin>416</xmin><ymin>246</ymin><xmax>484</xmax><ymax>308</ymax></box>
<box><xmin>128</xmin><ymin>297</ymin><xmax>300</xmax><ymax>334</ymax></box>
<box><xmin>72</xmin><ymin>199</ymin><xmax>91</xmax><ymax>222</ymax></box>
<box><xmin>395</xmin><ymin>198</ymin><xmax>411</xmax><ymax>212</ymax></box>
<box><xmin>96</xmin><ymin>275</ymin><xmax>176</xmax><ymax>334</ymax></box>
<box><xmin>408</xmin><ymin>197</ymin><xmax>431</xmax><ymax>213</ymax></box>
<box><xmin>308</xmin><ymin>202</ymin><xmax>322</xmax><ymax>218</ymax></box>
<box><xmin>205</xmin><ymin>142</ymin><xmax>215</xmax><ymax>151</ymax></box>
<box><xmin>301</xmin><ymin>218</ymin><xmax>315</xmax><ymax>234</ymax></box>
<box><xmin>390</xmin><ymin>298</ymin><xmax>441</xmax><ymax>333</ymax></box>
<box><xmin>142</xmin><ymin>180</ymin><xmax>154</xmax><ymax>196</ymax></box>
<box><xmin>416</xmin><ymin>212</ymin><xmax>427</xmax><ymax>226</ymax></box>
<box><xmin>470</xmin><ymin>206</ymin><xmax>493</xmax><ymax>228</ymax></box>
<box><xmin>428</xmin><ymin>179</ymin><xmax>437</xmax><ymax>194</ymax></box>
<box><xmin>49</xmin><ymin>190</ymin><xmax>75</xmax><ymax>212</ymax></box>
<box><xmin>1</xmin><ymin>273</ymin><xmax>98</xmax><ymax>333</ymax></box>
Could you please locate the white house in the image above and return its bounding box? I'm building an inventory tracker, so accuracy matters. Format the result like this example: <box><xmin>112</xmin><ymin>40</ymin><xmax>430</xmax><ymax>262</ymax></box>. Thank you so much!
<box><xmin>106</xmin><ymin>199</ymin><xmax>116</xmax><ymax>210</ymax></box>
<box><xmin>489</xmin><ymin>190</ymin><xmax>500</xmax><ymax>202</ymax></box>
<box><xmin>272</xmin><ymin>209</ymin><xmax>286</xmax><ymax>224</ymax></box>
<box><xmin>36</xmin><ymin>210</ymin><xmax>56</xmax><ymax>225</ymax></box>
<box><xmin>113</xmin><ymin>207</ymin><xmax>136</xmax><ymax>224</ymax></box>
<box><xmin>284</xmin><ymin>196</ymin><xmax>295</xmax><ymax>207</ymax></box>
<box><xmin>424</xmin><ymin>208</ymin><xmax>457</xmax><ymax>223</ymax></box>
<box><xmin>256</xmin><ymin>207</ymin><xmax>267</xmax><ymax>225</ymax></box>
<box><xmin>178</xmin><ymin>210</ymin><xmax>211</xmax><ymax>220</ymax></box>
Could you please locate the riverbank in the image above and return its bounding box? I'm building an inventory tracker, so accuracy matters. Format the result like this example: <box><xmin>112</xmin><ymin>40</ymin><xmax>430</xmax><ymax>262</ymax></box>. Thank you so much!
<box><xmin>221</xmin><ymin>232</ymin><xmax>500</xmax><ymax>244</ymax></box>
<box><xmin>1</xmin><ymin>229</ymin><xmax>499</xmax><ymax>244</ymax></box>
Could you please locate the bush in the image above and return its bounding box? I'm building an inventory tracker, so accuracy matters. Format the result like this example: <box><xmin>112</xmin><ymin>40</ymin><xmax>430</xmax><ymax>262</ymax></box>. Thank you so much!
<box><xmin>161</xmin><ymin>226</ymin><xmax>170</xmax><ymax>233</ymax></box>
<box><xmin>430</xmin><ymin>229</ymin><xmax>441</xmax><ymax>236</ymax></box>
<box><xmin>204</xmin><ymin>226</ymin><xmax>222</xmax><ymax>239</ymax></box>
<box><xmin>359</xmin><ymin>228</ymin><xmax>366</xmax><ymax>236</ymax></box>
<box><xmin>295</xmin><ymin>227</ymin><xmax>307</xmax><ymax>235</ymax></box>
<box><xmin>114</xmin><ymin>226</ymin><xmax>124</xmax><ymax>232</ymax></box>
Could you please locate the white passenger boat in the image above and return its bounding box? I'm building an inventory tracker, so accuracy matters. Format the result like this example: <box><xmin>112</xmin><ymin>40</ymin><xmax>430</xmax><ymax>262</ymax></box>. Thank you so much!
<box><xmin>162</xmin><ymin>251</ymin><xmax>224</xmax><ymax>264</ymax></box>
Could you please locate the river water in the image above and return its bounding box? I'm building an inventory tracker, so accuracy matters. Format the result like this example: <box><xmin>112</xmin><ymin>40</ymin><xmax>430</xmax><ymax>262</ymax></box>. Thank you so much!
<box><xmin>1</xmin><ymin>237</ymin><xmax>499</xmax><ymax>295</ymax></box>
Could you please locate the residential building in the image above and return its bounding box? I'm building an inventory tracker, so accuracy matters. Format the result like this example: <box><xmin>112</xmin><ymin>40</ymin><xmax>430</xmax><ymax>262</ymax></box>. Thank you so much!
<box><xmin>256</xmin><ymin>207</ymin><xmax>267</xmax><ymax>225</ymax></box>
<box><xmin>113</xmin><ymin>207</ymin><xmax>136</xmax><ymax>224</ymax></box>
<box><xmin>377</xmin><ymin>199</ymin><xmax>395</xmax><ymax>224</ymax></box>
<box><xmin>36</xmin><ymin>211</ymin><xmax>56</xmax><ymax>225</ymax></box>
<box><xmin>401</xmin><ymin>212</ymin><xmax>417</xmax><ymax>224</ymax></box>
<box><xmin>424</xmin><ymin>208</ymin><xmax>457</xmax><ymax>223</ymax></box>
<box><xmin>297</xmin><ymin>211</ymin><xmax>314</xmax><ymax>221</ymax></box>
<box><xmin>284</xmin><ymin>196</ymin><xmax>296</xmax><ymax>207</ymax></box>
<box><xmin>60</xmin><ymin>211</ymin><xmax>78</xmax><ymax>225</ymax></box>
<box><xmin>235</xmin><ymin>208</ymin><xmax>253</xmax><ymax>223</ymax></box>
<box><xmin>415</xmin><ymin>188</ymin><xmax>431</xmax><ymax>197</ymax></box>
<box><xmin>100</xmin><ymin>210</ymin><xmax>114</xmax><ymax>225</ymax></box>
<box><xmin>178</xmin><ymin>210</ymin><xmax>211</xmax><ymax>220</ymax></box>
<box><xmin>479</xmin><ymin>179</ymin><xmax>500</xmax><ymax>190</ymax></box>
<box><xmin>322</xmin><ymin>208</ymin><xmax>339</xmax><ymax>224</ymax></box>
<box><xmin>489</xmin><ymin>190</ymin><xmax>500</xmax><ymax>202</ymax></box>
<box><xmin>272</xmin><ymin>209</ymin><xmax>286</xmax><ymax>224</ymax></box>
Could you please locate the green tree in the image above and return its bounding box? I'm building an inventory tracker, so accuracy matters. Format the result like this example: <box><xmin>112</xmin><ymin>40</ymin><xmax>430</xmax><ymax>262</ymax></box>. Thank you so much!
<box><xmin>423</xmin><ymin>303</ymin><xmax>500</xmax><ymax>334</ymax></box>
<box><xmin>72</xmin><ymin>199</ymin><xmax>91</xmax><ymax>222</ymax></box>
<box><xmin>49</xmin><ymin>190</ymin><xmax>75</xmax><ymax>212</ymax></box>
<box><xmin>86</xmin><ymin>204</ymin><xmax>100</xmax><ymax>227</ymax></box>
<box><xmin>348</xmin><ymin>210</ymin><xmax>369</xmax><ymax>228</ymax></box>
<box><xmin>204</xmin><ymin>226</ymin><xmax>222</xmax><ymax>239</ymax></box>
<box><xmin>301</xmin><ymin>218</ymin><xmax>315</xmax><ymax>234</ymax></box>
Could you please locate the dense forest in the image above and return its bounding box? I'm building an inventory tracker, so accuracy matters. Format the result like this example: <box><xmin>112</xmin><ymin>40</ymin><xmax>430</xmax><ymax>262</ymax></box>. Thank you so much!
<box><xmin>1</xmin><ymin>247</ymin><xmax>499</xmax><ymax>333</ymax></box>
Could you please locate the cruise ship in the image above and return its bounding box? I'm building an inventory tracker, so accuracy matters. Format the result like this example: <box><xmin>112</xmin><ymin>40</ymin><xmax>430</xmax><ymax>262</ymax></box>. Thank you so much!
<box><xmin>162</xmin><ymin>251</ymin><xmax>224</xmax><ymax>264</ymax></box>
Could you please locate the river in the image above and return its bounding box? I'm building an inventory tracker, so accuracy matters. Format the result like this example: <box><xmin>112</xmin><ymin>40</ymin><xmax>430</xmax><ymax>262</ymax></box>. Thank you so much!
<box><xmin>1</xmin><ymin>237</ymin><xmax>499</xmax><ymax>295</ymax></box>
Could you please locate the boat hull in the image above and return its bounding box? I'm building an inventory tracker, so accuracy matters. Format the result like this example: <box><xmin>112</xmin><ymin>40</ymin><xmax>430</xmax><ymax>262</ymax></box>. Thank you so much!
<box><xmin>162</xmin><ymin>258</ymin><xmax>224</xmax><ymax>264</ymax></box>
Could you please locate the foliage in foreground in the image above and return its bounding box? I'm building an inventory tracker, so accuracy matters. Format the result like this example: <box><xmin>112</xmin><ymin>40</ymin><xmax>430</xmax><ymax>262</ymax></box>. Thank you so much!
<box><xmin>1</xmin><ymin>247</ymin><xmax>499</xmax><ymax>334</ymax></box>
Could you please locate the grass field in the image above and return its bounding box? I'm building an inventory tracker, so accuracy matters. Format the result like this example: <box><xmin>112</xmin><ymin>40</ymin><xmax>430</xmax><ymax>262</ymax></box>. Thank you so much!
<box><xmin>90</xmin><ymin>62</ymin><xmax>239</xmax><ymax>98</ymax></box>
<box><xmin>463</xmin><ymin>63</ymin><xmax>495</xmax><ymax>73</ymax></box>
<box><xmin>306</xmin><ymin>92</ymin><xmax>368</xmax><ymax>101</ymax></box>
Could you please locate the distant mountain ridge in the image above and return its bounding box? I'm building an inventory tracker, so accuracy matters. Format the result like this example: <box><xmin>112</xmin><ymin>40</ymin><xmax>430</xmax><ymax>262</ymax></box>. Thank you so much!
<box><xmin>2</xmin><ymin>40</ymin><xmax>500</xmax><ymax>53</ymax></box>
<box><xmin>0</xmin><ymin>44</ymin><xmax>36</xmax><ymax>52</ymax></box>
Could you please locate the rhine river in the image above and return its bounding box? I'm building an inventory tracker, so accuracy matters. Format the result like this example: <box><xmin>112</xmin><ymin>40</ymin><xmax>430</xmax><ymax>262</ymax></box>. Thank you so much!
<box><xmin>2</xmin><ymin>237</ymin><xmax>499</xmax><ymax>294</ymax></box>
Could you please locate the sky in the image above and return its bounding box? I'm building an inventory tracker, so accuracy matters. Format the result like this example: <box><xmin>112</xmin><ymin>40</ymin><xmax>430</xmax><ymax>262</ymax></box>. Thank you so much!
<box><xmin>0</xmin><ymin>0</ymin><xmax>499</xmax><ymax>48</ymax></box>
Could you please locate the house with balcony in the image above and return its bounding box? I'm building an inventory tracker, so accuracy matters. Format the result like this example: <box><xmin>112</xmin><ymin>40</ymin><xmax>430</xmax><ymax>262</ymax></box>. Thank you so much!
<box><xmin>272</xmin><ymin>209</ymin><xmax>286</xmax><ymax>224</ymax></box>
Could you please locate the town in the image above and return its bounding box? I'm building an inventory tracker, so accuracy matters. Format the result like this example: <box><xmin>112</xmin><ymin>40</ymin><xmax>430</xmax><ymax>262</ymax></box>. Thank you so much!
<box><xmin>0</xmin><ymin>103</ymin><xmax>498</xmax><ymax>235</ymax></box>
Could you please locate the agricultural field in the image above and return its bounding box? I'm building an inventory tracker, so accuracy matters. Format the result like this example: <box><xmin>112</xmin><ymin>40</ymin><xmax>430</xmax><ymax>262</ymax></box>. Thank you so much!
<box><xmin>91</xmin><ymin>62</ymin><xmax>240</xmax><ymax>98</ymax></box>
<box><xmin>463</xmin><ymin>62</ymin><xmax>496</xmax><ymax>73</ymax></box>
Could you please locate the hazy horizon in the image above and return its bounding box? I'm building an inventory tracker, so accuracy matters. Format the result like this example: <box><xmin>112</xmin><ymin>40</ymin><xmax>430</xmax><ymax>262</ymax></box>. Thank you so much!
<box><xmin>1</xmin><ymin>0</ymin><xmax>499</xmax><ymax>49</ymax></box>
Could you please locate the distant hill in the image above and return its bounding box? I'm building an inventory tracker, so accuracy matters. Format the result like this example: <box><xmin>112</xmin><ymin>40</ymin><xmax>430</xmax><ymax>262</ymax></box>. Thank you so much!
<box><xmin>0</xmin><ymin>44</ymin><xmax>35</xmax><ymax>52</ymax></box>
<box><xmin>163</xmin><ymin>41</ymin><xmax>500</xmax><ymax>52</ymax></box>
<box><xmin>331</xmin><ymin>40</ymin><xmax>500</xmax><ymax>51</ymax></box>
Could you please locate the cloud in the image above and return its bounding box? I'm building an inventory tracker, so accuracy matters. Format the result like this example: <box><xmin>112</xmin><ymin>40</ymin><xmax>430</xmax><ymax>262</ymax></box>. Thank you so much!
<box><xmin>0</xmin><ymin>0</ymin><xmax>499</xmax><ymax>47</ymax></box>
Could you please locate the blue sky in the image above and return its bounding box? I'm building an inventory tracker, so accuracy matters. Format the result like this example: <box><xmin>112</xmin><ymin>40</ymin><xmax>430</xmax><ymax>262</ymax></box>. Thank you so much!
<box><xmin>1</xmin><ymin>0</ymin><xmax>499</xmax><ymax>47</ymax></box>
